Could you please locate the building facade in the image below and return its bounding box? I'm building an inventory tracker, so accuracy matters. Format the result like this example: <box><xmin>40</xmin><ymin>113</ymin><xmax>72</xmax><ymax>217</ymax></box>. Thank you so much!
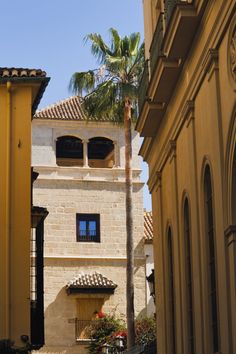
<box><xmin>0</xmin><ymin>67</ymin><xmax>49</xmax><ymax>347</ymax></box>
<box><xmin>137</xmin><ymin>1</ymin><xmax>236</xmax><ymax>354</ymax></box>
<box><xmin>32</xmin><ymin>96</ymin><xmax>146</xmax><ymax>354</ymax></box>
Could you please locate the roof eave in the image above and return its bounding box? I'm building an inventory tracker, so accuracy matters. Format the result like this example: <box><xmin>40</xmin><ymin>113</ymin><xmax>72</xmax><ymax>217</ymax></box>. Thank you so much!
<box><xmin>0</xmin><ymin>76</ymin><xmax>50</xmax><ymax>115</ymax></box>
<box><xmin>66</xmin><ymin>286</ymin><xmax>117</xmax><ymax>295</ymax></box>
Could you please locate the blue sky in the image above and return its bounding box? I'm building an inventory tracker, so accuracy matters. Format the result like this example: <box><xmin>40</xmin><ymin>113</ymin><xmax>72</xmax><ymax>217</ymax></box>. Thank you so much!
<box><xmin>1</xmin><ymin>0</ymin><xmax>151</xmax><ymax>210</ymax></box>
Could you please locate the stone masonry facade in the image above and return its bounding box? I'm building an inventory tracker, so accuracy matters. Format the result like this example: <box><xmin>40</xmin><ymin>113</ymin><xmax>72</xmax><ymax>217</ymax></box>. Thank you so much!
<box><xmin>32</xmin><ymin>99</ymin><xmax>146</xmax><ymax>353</ymax></box>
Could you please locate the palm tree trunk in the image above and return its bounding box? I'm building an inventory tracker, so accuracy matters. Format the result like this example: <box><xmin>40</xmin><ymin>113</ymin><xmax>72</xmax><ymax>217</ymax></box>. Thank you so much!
<box><xmin>124</xmin><ymin>98</ymin><xmax>135</xmax><ymax>349</ymax></box>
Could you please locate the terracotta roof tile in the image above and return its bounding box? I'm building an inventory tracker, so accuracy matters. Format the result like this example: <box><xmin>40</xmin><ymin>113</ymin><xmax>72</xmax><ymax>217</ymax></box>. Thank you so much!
<box><xmin>34</xmin><ymin>96</ymin><xmax>115</xmax><ymax>122</ymax></box>
<box><xmin>67</xmin><ymin>272</ymin><xmax>117</xmax><ymax>289</ymax></box>
<box><xmin>34</xmin><ymin>96</ymin><xmax>87</xmax><ymax>121</ymax></box>
<box><xmin>144</xmin><ymin>211</ymin><xmax>153</xmax><ymax>242</ymax></box>
<box><xmin>0</xmin><ymin>67</ymin><xmax>46</xmax><ymax>78</ymax></box>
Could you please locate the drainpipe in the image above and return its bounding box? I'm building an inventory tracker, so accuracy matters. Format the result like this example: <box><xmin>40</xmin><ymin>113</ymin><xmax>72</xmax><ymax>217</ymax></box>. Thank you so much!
<box><xmin>5</xmin><ymin>81</ymin><xmax>12</xmax><ymax>338</ymax></box>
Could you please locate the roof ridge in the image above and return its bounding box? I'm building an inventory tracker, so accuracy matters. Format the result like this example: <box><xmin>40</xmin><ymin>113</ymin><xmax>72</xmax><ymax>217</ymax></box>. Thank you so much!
<box><xmin>36</xmin><ymin>95</ymin><xmax>82</xmax><ymax>113</ymax></box>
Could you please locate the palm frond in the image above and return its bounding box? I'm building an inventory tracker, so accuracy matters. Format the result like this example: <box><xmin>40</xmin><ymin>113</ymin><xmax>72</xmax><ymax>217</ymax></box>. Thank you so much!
<box><xmin>69</xmin><ymin>70</ymin><xmax>96</xmax><ymax>95</ymax></box>
<box><xmin>129</xmin><ymin>32</ymin><xmax>141</xmax><ymax>56</ymax></box>
<box><xmin>83</xmin><ymin>80</ymin><xmax>119</xmax><ymax>118</ymax></box>
<box><xmin>121</xmin><ymin>35</ymin><xmax>130</xmax><ymax>57</ymax></box>
<box><xmin>85</xmin><ymin>33</ymin><xmax>112</xmax><ymax>64</ymax></box>
<box><xmin>70</xmin><ymin>28</ymin><xmax>145</xmax><ymax>122</ymax></box>
<box><xmin>109</xmin><ymin>28</ymin><xmax>121</xmax><ymax>56</ymax></box>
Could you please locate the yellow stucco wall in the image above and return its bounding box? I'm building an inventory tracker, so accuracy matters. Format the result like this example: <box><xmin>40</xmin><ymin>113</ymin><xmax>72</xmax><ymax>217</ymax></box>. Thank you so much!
<box><xmin>0</xmin><ymin>82</ymin><xmax>34</xmax><ymax>344</ymax></box>
<box><xmin>139</xmin><ymin>0</ymin><xmax>236</xmax><ymax>353</ymax></box>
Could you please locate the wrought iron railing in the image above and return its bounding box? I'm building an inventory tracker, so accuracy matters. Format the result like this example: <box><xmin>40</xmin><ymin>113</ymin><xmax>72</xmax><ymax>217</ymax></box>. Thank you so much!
<box><xmin>149</xmin><ymin>13</ymin><xmax>164</xmax><ymax>75</ymax></box>
<box><xmin>75</xmin><ymin>319</ymin><xmax>96</xmax><ymax>340</ymax></box>
<box><xmin>138</xmin><ymin>60</ymin><xmax>150</xmax><ymax>113</ymax></box>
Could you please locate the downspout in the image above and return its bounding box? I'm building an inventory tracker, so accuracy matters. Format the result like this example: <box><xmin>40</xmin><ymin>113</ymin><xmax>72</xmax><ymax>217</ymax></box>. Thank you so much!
<box><xmin>5</xmin><ymin>81</ymin><xmax>12</xmax><ymax>338</ymax></box>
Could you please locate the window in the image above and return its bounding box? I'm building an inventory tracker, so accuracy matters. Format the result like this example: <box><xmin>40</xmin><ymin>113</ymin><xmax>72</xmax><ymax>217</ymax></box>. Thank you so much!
<box><xmin>183</xmin><ymin>199</ymin><xmax>194</xmax><ymax>353</ymax></box>
<box><xmin>76</xmin><ymin>214</ymin><xmax>100</xmax><ymax>242</ymax></box>
<box><xmin>56</xmin><ymin>136</ymin><xmax>83</xmax><ymax>166</ymax></box>
<box><xmin>88</xmin><ymin>137</ymin><xmax>114</xmax><ymax>168</ymax></box>
<box><xmin>167</xmin><ymin>227</ymin><xmax>176</xmax><ymax>354</ymax></box>
<box><xmin>204</xmin><ymin>165</ymin><xmax>219</xmax><ymax>353</ymax></box>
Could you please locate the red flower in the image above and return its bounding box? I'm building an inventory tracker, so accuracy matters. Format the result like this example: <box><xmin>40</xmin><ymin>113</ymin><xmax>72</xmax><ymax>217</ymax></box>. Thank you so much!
<box><xmin>112</xmin><ymin>330</ymin><xmax>127</xmax><ymax>338</ymax></box>
<box><xmin>98</xmin><ymin>311</ymin><xmax>106</xmax><ymax>318</ymax></box>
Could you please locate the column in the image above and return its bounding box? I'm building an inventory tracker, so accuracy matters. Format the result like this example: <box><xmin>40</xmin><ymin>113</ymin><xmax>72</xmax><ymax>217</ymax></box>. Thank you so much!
<box><xmin>83</xmin><ymin>140</ymin><xmax>89</xmax><ymax>167</ymax></box>
<box><xmin>113</xmin><ymin>141</ymin><xmax>119</xmax><ymax>167</ymax></box>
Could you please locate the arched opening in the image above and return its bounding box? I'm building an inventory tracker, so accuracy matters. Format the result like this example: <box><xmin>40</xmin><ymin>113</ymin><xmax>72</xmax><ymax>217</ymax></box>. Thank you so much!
<box><xmin>183</xmin><ymin>198</ymin><xmax>194</xmax><ymax>353</ymax></box>
<box><xmin>204</xmin><ymin>165</ymin><xmax>219</xmax><ymax>353</ymax></box>
<box><xmin>231</xmin><ymin>145</ymin><xmax>236</xmax><ymax>224</ymax></box>
<box><xmin>167</xmin><ymin>227</ymin><xmax>176</xmax><ymax>354</ymax></box>
<box><xmin>56</xmin><ymin>136</ymin><xmax>83</xmax><ymax>167</ymax></box>
<box><xmin>88</xmin><ymin>137</ymin><xmax>114</xmax><ymax>168</ymax></box>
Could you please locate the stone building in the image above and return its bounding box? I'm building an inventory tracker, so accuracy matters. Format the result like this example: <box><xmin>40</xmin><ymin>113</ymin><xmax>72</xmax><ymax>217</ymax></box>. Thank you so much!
<box><xmin>32</xmin><ymin>96</ymin><xmax>146</xmax><ymax>353</ymax></box>
<box><xmin>137</xmin><ymin>1</ymin><xmax>236</xmax><ymax>354</ymax></box>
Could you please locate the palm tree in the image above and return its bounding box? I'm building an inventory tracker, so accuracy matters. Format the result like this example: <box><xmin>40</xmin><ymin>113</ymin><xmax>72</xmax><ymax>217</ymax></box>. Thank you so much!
<box><xmin>69</xmin><ymin>28</ymin><xmax>144</xmax><ymax>349</ymax></box>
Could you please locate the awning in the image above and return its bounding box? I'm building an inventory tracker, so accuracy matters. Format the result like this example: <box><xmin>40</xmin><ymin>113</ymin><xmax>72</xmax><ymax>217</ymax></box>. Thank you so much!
<box><xmin>66</xmin><ymin>272</ymin><xmax>117</xmax><ymax>295</ymax></box>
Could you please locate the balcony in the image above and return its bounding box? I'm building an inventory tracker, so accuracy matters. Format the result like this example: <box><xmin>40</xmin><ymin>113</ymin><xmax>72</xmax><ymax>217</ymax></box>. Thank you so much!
<box><xmin>165</xmin><ymin>0</ymin><xmax>192</xmax><ymax>26</ymax></box>
<box><xmin>138</xmin><ymin>60</ymin><xmax>150</xmax><ymax>114</ymax></box>
<box><xmin>136</xmin><ymin>0</ymin><xmax>206</xmax><ymax>138</ymax></box>
<box><xmin>149</xmin><ymin>14</ymin><xmax>164</xmax><ymax>75</ymax></box>
<box><xmin>163</xmin><ymin>0</ymin><xmax>198</xmax><ymax>60</ymax></box>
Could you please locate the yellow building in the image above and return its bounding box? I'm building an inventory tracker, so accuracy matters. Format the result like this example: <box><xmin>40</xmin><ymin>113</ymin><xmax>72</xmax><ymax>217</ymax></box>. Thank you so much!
<box><xmin>0</xmin><ymin>67</ymin><xmax>49</xmax><ymax>348</ymax></box>
<box><xmin>137</xmin><ymin>1</ymin><xmax>236</xmax><ymax>354</ymax></box>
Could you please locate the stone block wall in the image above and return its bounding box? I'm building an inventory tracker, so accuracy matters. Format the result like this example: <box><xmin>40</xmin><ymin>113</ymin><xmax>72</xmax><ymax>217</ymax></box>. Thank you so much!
<box><xmin>32</xmin><ymin>118</ymin><xmax>146</xmax><ymax>353</ymax></box>
<box><xmin>33</xmin><ymin>178</ymin><xmax>146</xmax><ymax>351</ymax></box>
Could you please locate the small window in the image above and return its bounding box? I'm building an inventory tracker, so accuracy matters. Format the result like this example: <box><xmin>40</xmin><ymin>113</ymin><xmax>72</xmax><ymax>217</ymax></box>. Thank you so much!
<box><xmin>76</xmin><ymin>214</ymin><xmax>100</xmax><ymax>242</ymax></box>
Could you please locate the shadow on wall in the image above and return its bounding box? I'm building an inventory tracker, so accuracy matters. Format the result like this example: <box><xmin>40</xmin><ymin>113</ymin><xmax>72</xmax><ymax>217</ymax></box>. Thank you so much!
<box><xmin>43</xmin><ymin>287</ymin><xmax>76</xmax><ymax>347</ymax></box>
<box><xmin>134</xmin><ymin>237</ymin><xmax>147</xmax><ymax>319</ymax></box>
<box><xmin>134</xmin><ymin>237</ymin><xmax>145</xmax><ymax>259</ymax></box>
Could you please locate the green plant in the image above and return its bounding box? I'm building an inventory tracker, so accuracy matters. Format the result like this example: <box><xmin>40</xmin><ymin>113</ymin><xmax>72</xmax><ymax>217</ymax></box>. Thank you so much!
<box><xmin>87</xmin><ymin>314</ymin><xmax>126</xmax><ymax>354</ymax></box>
<box><xmin>135</xmin><ymin>317</ymin><xmax>156</xmax><ymax>347</ymax></box>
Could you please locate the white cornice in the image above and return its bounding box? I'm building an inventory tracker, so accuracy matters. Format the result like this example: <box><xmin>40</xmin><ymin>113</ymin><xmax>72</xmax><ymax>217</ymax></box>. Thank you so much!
<box><xmin>33</xmin><ymin>165</ymin><xmax>143</xmax><ymax>184</ymax></box>
<box><xmin>43</xmin><ymin>254</ymin><xmax>145</xmax><ymax>261</ymax></box>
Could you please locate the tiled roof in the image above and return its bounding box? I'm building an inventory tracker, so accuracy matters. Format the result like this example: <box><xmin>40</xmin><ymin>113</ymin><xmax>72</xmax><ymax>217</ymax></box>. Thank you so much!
<box><xmin>67</xmin><ymin>272</ymin><xmax>117</xmax><ymax>290</ymax></box>
<box><xmin>144</xmin><ymin>211</ymin><xmax>153</xmax><ymax>243</ymax></box>
<box><xmin>34</xmin><ymin>96</ymin><xmax>86</xmax><ymax>121</ymax></box>
<box><xmin>0</xmin><ymin>67</ymin><xmax>46</xmax><ymax>78</ymax></box>
<box><xmin>34</xmin><ymin>96</ymin><xmax>116</xmax><ymax>122</ymax></box>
